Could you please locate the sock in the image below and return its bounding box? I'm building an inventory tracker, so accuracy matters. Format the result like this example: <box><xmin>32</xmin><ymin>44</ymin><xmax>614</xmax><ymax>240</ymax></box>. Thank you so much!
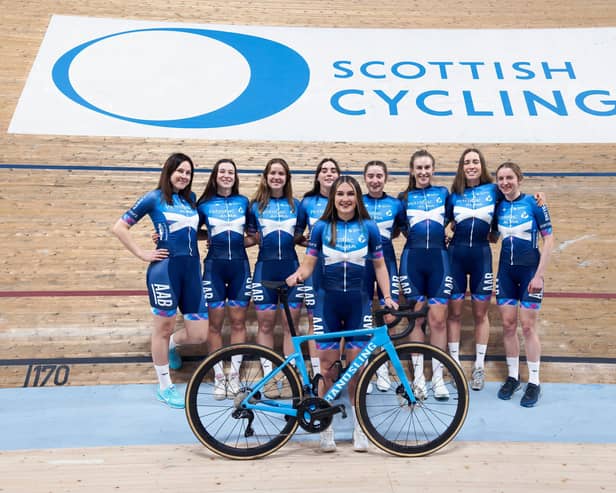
<box><xmin>213</xmin><ymin>361</ymin><xmax>224</xmax><ymax>378</ymax></box>
<box><xmin>506</xmin><ymin>357</ymin><xmax>519</xmax><ymax>380</ymax></box>
<box><xmin>475</xmin><ymin>344</ymin><xmax>487</xmax><ymax>368</ymax></box>
<box><xmin>311</xmin><ymin>357</ymin><xmax>321</xmax><ymax>375</ymax></box>
<box><xmin>230</xmin><ymin>355</ymin><xmax>243</xmax><ymax>376</ymax></box>
<box><xmin>527</xmin><ymin>360</ymin><xmax>540</xmax><ymax>385</ymax></box>
<box><xmin>261</xmin><ymin>358</ymin><xmax>273</xmax><ymax>376</ymax></box>
<box><xmin>448</xmin><ymin>342</ymin><xmax>460</xmax><ymax>364</ymax></box>
<box><xmin>155</xmin><ymin>364</ymin><xmax>172</xmax><ymax>390</ymax></box>
<box><xmin>169</xmin><ymin>334</ymin><xmax>177</xmax><ymax>351</ymax></box>
<box><xmin>412</xmin><ymin>354</ymin><xmax>424</xmax><ymax>382</ymax></box>
<box><xmin>432</xmin><ymin>359</ymin><xmax>444</xmax><ymax>382</ymax></box>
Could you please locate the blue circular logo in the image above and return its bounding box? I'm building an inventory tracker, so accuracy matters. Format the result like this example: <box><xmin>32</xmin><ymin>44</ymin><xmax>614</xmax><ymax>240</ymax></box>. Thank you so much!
<box><xmin>52</xmin><ymin>28</ymin><xmax>310</xmax><ymax>128</ymax></box>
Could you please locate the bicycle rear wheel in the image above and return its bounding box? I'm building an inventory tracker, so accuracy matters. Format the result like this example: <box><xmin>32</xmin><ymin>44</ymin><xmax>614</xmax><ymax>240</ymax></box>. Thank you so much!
<box><xmin>356</xmin><ymin>342</ymin><xmax>469</xmax><ymax>457</ymax></box>
<box><xmin>185</xmin><ymin>344</ymin><xmax>302</xmax><ymax>459</ymax></box>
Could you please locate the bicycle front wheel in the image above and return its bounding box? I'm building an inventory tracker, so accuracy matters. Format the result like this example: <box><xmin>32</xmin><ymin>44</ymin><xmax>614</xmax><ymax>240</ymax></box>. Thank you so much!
<box><xmin>185</xmin><ymin>344</ymin><xmax>303</xmax><ymax>460</ymax></box>
<box><xmin>356</xmin><ymin>342</ymin><xmax>469</xmax><ymax>457</ymax></box>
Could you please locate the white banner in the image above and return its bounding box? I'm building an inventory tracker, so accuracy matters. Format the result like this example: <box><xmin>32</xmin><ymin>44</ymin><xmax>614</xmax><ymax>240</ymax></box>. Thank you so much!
<box><xmin>9</xmin><ymin>15</ymin><xmax>616</xmax><ymax>143</ymax></box>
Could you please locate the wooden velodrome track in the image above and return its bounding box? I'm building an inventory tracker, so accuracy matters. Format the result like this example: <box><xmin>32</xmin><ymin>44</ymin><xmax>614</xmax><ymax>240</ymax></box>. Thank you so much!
<box><xmin>1</xmin><ymin>1</ymin><xmax>615</xmax><ymax>491</ymax></box>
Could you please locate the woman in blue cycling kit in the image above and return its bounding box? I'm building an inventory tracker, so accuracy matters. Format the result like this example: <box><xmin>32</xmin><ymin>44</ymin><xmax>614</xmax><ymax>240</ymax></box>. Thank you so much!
<box><xmin>112</xmin><ymin>153</ymin><xmax>208</xmax><ymax>409</ymax></box>
<box><xmin>494</xmin><ymin>162</ymin><xmax>554</xmax><ymax>408</ymax></box>
<box><xmin>196</xmin><ymin>159</ymin><xmax>257</xmax><ymax>400</ymax></box>
<box><xmin>399</xmin><ymin>149</ymin><xmax>452</xmax><ymax>401</ymax></box>
<box><xmin>287</xmin><ymin>176</ymin><xmax>397</xmax><ymax>453</ymax></box>
<box><xmin>295</xmin><ymin>158</ymin><xmax>341</xmax><ymax>377</ymax></box>
<box><xmin>445</xmin><ymin>148</ymin><xmax>497</xmax><ymax>391</ymax></box>
<box><xmin>362</xmin><ymin>160</ymin><xmax>406</xmax><ymax>392</ymax></box>
<box><xmin>247</xmin><ymin>158</ymin><xmax>302</xmax><ymax>395</ymax></box>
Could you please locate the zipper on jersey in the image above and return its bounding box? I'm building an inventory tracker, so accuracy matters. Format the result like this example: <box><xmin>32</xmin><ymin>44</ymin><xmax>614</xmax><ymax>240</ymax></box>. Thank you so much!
<box><xmin>469</xmin><ymin>189</ymin><xmax>476</xmax><ymax>248</ymax></box>
<box><xmin>277</xmin><ymin>200</ymin><xmax>282</xmax><ymax>260</ymax></box>
<box><xmin>424</xmin><ymin>189</ymin><xmax>429</xmax><ymax>249</ymax></box>
<box><xmin>343</xmin><ymin>221</ymin><xmax>348</xmax><ymax>292</ymax></box>
<box><xmin>224</xmin><ymin>198</ymin><xmax>232</xmax><ymax>260</ymax></box>
<box><xmin>509</xmin><ymin>204</ymin><xmax>514</xmax><ymax>265</ymax></box>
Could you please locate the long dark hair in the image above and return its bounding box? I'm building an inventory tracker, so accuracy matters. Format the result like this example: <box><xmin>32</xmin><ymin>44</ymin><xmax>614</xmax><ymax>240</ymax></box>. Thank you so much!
<box><xmin>251</xmin><ymin>158</ymin><xmax>295</xmax><ymax>213</ymax></box>
<box><xmin>450</xmin><ymin>148</ymin><xmax>492</xmax><ymax>195</ymax></box>
<box><xmin>400</xmin><ymin>149</ymin><xmax>435</xmax><ymax>202</ymax></box>
<box><xmin>157</xmin><ymin>153</ymin><xmax>196</xmax><ymax>207</ymax></box>
<box><xmin>304</xmin><ymin>158</ymin><xmax>341</xmax><ymax>198</ymax></box>
<box><xmin>198</xmin><ymin>158</ymin><xmax>239</xmax><ymax>203</ymax></box>
<box><xmin>321</xmin><ymin>176</ymin><xmax>370</xmax><ymax>246</ymax></box>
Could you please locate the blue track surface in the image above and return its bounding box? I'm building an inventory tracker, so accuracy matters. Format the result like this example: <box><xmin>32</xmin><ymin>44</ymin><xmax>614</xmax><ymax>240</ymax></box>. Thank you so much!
<box><xmin>2</xmin><ymin>382</ymin><xmax>615</xmax><ymax>451</ymax></box>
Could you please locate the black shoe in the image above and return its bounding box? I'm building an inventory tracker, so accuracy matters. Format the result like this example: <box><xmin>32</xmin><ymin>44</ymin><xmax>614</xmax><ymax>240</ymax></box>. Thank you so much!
<box><xmin>520</xmin><ymin>383</ymin><xmax>541</xmax><ymax>407</ymax></box>
<box><xmin>497</xmin><ymin>376</ymin><xmax>521</xmax><ymax>400</ymax></box>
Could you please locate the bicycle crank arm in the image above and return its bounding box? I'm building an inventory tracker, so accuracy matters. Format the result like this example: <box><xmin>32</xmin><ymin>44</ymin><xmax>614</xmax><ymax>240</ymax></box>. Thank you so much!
<box><xmin>311</xmin><ymin>404</ymin><xmax>347</xmax><ymax>420</ymax></box>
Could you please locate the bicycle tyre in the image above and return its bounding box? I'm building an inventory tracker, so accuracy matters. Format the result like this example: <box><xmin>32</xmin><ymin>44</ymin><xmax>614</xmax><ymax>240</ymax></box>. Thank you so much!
<box><xmin>185</xmin><ymin>344</ymin><xmax>303</xmax><ymax>459</ymax></box>
<box><xmin>355</xmin><ymin>342</ymin><xmax>469</xmax><ymax>457</ymax></box>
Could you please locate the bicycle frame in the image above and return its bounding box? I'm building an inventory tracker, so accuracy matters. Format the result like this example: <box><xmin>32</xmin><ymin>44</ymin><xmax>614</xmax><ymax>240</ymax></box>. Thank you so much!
<box><xmin>239</xmin><ymin>324</ymin><xmax>418</xmax><ymax>417</ymax></box>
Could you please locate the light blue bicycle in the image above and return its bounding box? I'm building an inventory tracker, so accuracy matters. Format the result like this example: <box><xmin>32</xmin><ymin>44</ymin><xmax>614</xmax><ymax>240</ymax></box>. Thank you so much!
<box><xmin>186</xmin><ymin>281</ymin><xmax>469</xmax><ymax>459</ymax></box>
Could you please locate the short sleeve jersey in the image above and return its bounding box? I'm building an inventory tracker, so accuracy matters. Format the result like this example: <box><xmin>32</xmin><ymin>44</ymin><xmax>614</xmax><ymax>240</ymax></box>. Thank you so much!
<box><xmin>121</xmin><ymin>190</ymin><xmax>199</xmax><ymax>257</ymax></box>
<box><xmin>247</xmin><ymin>197</ymin><xmax>300</xmax><ymax>262</ymax></box>
<box><xmin>399</xmin><ymin>185</ymin><xmax>450</xmax><ymax>249</ymax></box>
<box><xmin>198</xmin><ymin>194</ymin><xmax>249</xmax><ymax>260</ymax></box>
<box><xmin>447</xmin><ymin>183</ymin><xmax>499</xmax><ymax>247</ymax></box>
<box><xmin>296</xmin><ymin>194</ymin><xmax>329</xmax><ymax>236</ymax></box>
<box><xmin>496</xmin><ymin>194</ymin><xmax>553</xmax><ymax>266</ymax></box>
<box><xmin>363</xmin><ymin>193</ymin><xmax>406</xmax><ymax>255</ymax></box>
<box><xmin>307</xmin><ymin>218</ymin><xmax>383</xmax><ymax>292</ymax></box>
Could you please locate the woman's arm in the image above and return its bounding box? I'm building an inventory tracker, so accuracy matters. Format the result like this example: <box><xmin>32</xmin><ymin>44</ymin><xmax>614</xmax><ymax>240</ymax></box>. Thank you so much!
<box><xmin>286</xmin><ymin>255</ymin><xmax>318</xmax><ymax>286</ymax></box>
<box><xmin>111</xmin><ymin>219</ymin><xmax>168</xmax><ymax>263</ymax></box>
<box><xmin>528</xmin><ymin>233</ymin><xmax>554</xmax><ymax>294</ymax></box>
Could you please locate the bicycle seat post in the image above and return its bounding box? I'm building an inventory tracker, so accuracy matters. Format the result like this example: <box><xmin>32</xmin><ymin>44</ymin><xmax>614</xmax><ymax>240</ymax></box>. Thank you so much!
<box><xmin>262</xmin><ymin>280</ymin><xmax>298</xmax><ymax>338</ymax></box>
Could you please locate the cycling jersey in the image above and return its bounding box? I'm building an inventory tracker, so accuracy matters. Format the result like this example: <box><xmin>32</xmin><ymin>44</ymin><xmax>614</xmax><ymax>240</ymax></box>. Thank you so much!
<box><xmin>247</xmin><ymin>197</ymin><xmax>301</xmax><ymax>262</ymax></box>
<box><xmin>496</xmin><ymin>194</ymin><xmax>553</xmax><ymax>267</ymax></box>
<box><xmin>447</xmin><ymin>183</ymin><xmax>499</xmax><ymax>247</ymax></box>
<box><xmin>307</xmin><ymin>218</ymin><xmax>383</xmax><ymax>292</ymax></box>
<box><xmin>198</xmin><ymin>194</ymin><xmax>250</xmax><ymax>260</ymax></box>
<box><xmin>122</xmin><ymin>190</ymin><xmax>199</xmax><ymax>257</ymax></box>
<box><xmin>399</xmin><ymin>185</ymin><xmax>450</xmax><ymax>249</ymax></box>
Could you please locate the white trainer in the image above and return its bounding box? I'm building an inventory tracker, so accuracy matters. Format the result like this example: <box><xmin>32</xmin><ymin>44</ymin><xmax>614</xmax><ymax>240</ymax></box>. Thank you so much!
<box><xmin>376</xmin><ymin>364</ymin><xmax>391</xmax><ymax>392</ymax></box>
<box><xmin>471</xmin><ymin>366</ymin><xmax>485</xmax><ymax>391</ymax></box>
<box><xmin>366</xmin><ymin>382</ymin><xmax>374</xmax><ymax>394</ymax></box>
<box><xmin>432</xmin><ymin>376</ymin><xmax>450</xmax><ymax>401</ymax></box>
<box><xmin>319</xmin><ymin>427</ymin><xmax>336</xmax><ymax>453</ymax></box>
<box><xmin>353</xmin><ymin>427</ymin><xmax>369</xmax><ymax>452</ymax></box>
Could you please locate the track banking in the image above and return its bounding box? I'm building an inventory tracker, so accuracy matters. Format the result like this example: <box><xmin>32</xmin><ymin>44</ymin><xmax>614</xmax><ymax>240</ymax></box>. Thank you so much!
<box><xmin>330</xmin><ymin>60</ymin><xmax>616</xmax><ymax>117</ymax></box>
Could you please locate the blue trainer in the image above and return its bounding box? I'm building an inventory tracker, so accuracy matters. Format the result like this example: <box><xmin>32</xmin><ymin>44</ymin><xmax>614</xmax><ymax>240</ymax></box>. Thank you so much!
<box><xmin>157</xmin><ymin>384</ymin><xmax>185</xmax><ymax>409</ymax></box>
<box><xmin>497</xmin><ymin>376</ymin><xmax>521</xmax><ymax>400</ymax></box>
<box><xmin>168</xmin><ymin>347</ymin><xmax>182</xmax><ymax>370</ymax></box>
<box><xmin>520</xmin><ymin>383</ymin><xmax>541</xmax><ymax>407</ymax></box>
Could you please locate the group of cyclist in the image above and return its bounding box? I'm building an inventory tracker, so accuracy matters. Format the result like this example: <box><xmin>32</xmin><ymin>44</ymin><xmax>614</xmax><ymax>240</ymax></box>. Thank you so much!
<box><xmin>112</xmin><ymin>148</ymin><xmax>554</xmax><ymax>452</ymax></box>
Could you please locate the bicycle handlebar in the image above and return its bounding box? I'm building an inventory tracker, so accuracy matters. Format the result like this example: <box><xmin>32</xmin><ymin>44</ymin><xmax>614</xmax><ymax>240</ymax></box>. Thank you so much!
<box><xmin>373</xmin><ymin>303</ymin><xmax>428</xmax><ymax>340</ymax></box>
<box><xmin>262</xmin><ymin>280</ymin><xmax>428</xmax><ymax>341</ymax></box>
